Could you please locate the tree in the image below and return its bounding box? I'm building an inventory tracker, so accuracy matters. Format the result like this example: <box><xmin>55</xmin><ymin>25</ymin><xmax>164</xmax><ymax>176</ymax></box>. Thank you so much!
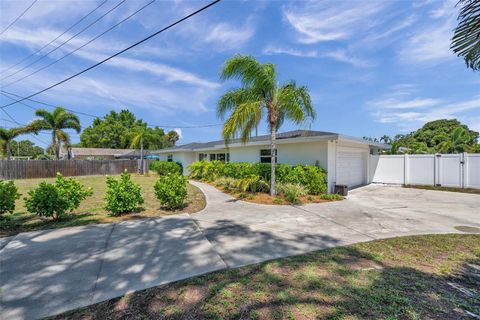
<box><xmin>380</xmin><ymin>135</ymin><xmax>391</xmax><ymax>144</ymax></box>
<box><xmin>435</xmin><ymin>127</ymin><xmax>473</xmax><ymax>153</ymax></box>
<box><xmin>166</xmin><ymin>130</ymin><xmax>180</xmax><ymax>146</ymax></box>
<box><xmin>30</xmin><ymin>107</ymin><xmax>81</xmax><ymax>160</ymax></box>
<box><xmin>0</xmin><ymin>127</ymin><xmax>38</xmax><ymax>160</ymax></box>
<box><xmin>451</xmin><ymin>0</ymin><xmax>480</xmax><ymax>71</ymax></box>
<box><xmin>10</xmin><ymin>140</ymin><xmax>44</xmax><ymax>158</ymax></box>
<box><xmin>217</xmin><ymin>55</ymin><xmax>315</xmax><ymax>195</ymax></box>
<box><xmin>80</xmin><ymin>110</ymin><xmax>172</xmax><ymax>149</ymax></box>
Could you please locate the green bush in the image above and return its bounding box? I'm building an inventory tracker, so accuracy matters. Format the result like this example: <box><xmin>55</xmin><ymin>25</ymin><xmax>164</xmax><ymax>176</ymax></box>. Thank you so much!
<box><xmin>215</xmin><ymin>177</ymin><xmax>237</xmax><ymax>192</ymax></box>
<box><xmin>235</xmin><ymin>175</ymin><xmax>270</xmax><ymax>193</ymax></box>
<box><xmin>23</xmin><ymin>174</ymin><xmax>92</xmax><ymax>220</ymax></box>
<box><xmin>318</xmin><ymin>193</ymin><xmax>343</xmax><ymax>201</ymax></box>
<box><xmin>105</xmin><ymin>171</ymin><xmax>144</xmax><ymax>215</ymax></box>
<box><xmin>0</xmin><ymin>180</ymin><xmax>20</xmax><ymax>217</ymax></box>
<box><xmin>24</xmin><ymin>182</ymin><xmax>69</xmax><ymax>220</ymax></box>
<box><xmin>277</xmin><ymin>183</ymin><xmax>308</xmax><ymax>204</ymax></box>
<box><xmin>55</xmin><ymin>173</ymin><xmax>93</xmax><ymax>212</ymax></box>
<box><xmin>154</xmin><ymin>173</ymin><xmax>187</xmax><ymax>210</ymax></box>
<box><xmin>149</xmin><ymin>161</ymin><xmax>182</xmax><ymax>176</ymax></box>
<box><xmin>188</xmin><ymin>161</ymin><xmax>327</xmax><ymax>195</ymax></box>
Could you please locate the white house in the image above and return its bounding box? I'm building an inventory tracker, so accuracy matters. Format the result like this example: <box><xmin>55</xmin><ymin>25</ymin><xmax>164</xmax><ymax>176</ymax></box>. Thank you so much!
<box><xmin>156</xmin><ymin>130</ymin><xmax>388</xmax><ymax>192</ymax></box>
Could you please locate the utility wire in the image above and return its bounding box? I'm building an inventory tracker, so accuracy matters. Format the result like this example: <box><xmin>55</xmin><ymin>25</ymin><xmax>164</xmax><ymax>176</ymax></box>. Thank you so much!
<box><xmin>0</xmin><ymin>90</ymin><xmax>222</xmax><ymax>129</ymax></box>
<box><xmin>0</xmin><ymin>0</ymin><xmax>222</xmax><ymax>110</ymax></box>
<box><xmin>0</xmin><ymin>0</ymin><xmax>38</xmax><ymax>36</ymax></box>
<box><xmin>0</xmin><ymin>107</ymin><xmax>49</xmax><ymax>145</ymax></box>
<box><xmin>0</xmin><ymin>0</ymin><xmax>127</xmax><ymax>82</ymax></box>
<box><xmin>0</xmin><ymin>0</ymin><xmax>109</xmax><ymax>75</ymax></box>
<box><xmin>2</xmin><ymin>0</ymin><xmax>157</xmax><ymax>88</ymax></box>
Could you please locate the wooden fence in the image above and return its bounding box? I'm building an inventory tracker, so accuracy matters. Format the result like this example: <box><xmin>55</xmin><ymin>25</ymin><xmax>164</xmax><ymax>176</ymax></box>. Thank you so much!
<box><xmin>0</xmin><ymin>160</ymin><xmax>141</xmax><ymax>180</ymax></box>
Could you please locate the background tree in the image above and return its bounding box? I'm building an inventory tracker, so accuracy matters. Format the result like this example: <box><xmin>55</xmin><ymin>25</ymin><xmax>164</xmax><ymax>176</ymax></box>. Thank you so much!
<box><xmin>451</xmin><ymin>0</ymin><xmax>480</xmax><ymax>71</ymax></box>
<box><xmin>166</xmin><ymin>130</ymin><xmax>180</xmax><ymax>146</ymax></box>
<box><xmin>380</xmin><ymin>135</ymin><xmax>391</xmax><ymax>144</ymax></box>
<box><xmin>30</xmin><ymin>107</ymin><xmax>81</xmax><ymax>160</ymax></box>
<box><xmin>10</xmin><ymin>140</ymin><xmax>44</xmax><ymax>158</ymax></box>
<box><xmin>80</xmin><ymin>110</ymin><xmax>174</xmax><ymax>149</ymax></box>
<box><xmin>435</xmin><ymin>127</ymin><xmax>473</xmax><ymax>153</ymax></box>
<box><xmin>217</xmin><ymin>55</ymin><xmax>315</xmax><ymax>195</ymax></box>
<box><xmin>0</xmin><ymin>127</ymin><xmax>38</xmax><ymax>160</ymax></box>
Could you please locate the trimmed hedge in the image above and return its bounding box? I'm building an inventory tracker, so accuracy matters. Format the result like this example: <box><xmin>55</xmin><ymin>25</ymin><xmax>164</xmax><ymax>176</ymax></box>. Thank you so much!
<box><xmin>149</xmin><ymin>161</ymin><xmax>183</xmax><ymax>176</ymax></box>
<box><xmin>154</xmin><ymin>173</ymin><xmax>188</xmax><ymax>210</ymax></box>
<box><xmin>188</xmin><ymin>161</ymin><xmax>327</xmax><ymax>195</ymax></box>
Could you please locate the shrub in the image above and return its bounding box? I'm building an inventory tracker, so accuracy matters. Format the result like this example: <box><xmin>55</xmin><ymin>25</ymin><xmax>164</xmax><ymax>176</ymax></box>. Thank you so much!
<box><xmin>150</xmin><ymin>161</ymin><xmax>182</xmax><ymax>176</ymax></box>
<box><xmin>283</xmin><ymin>165</ymin><xmax>327</xmax><ymax>195</ymax></box>
<box><xmin>24</xmin><ymin>182</ymin><xmax>69</xmax><ymax>220</ymax></box>
<box><xmin>277</xmin><ymin>183</ymin><xmax>308</xmax><ymax>205</ymax></box>
<box><xmin>0</xmin><ymin>180</ymin><xmax>20</xmax><ymax>217</ymax></box>
<box><xmin>54</xmin><ymin>173</ymin><xmax>93</xmax><ymax>212</ymax></box>
<box><xmin>318</xmin><ymin>193</ymin><xmax>343</xmax><ymax>201</ymax></box>
<box><xmin>215</xmin><ymin>177</ymin><xmax>237</xmax><ymax>192</ymax></box>
<box><xmin>235</xmin><ymin>175</ymin><xmax>270</xmax><ymax>193</ymax></box>
<box><xmin>154</xmin><ymin>173</ymin><xmax>188</xmax><ymax>210</ymax></box>
<box><xmin>105</xmin><ymin>171</ymin><xmax>144</xmax><ymax>215</ymax></box>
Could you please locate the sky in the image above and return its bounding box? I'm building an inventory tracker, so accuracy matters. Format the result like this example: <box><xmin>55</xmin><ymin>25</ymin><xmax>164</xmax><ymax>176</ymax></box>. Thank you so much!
<box><xmin>0</xmin><ymin>0</ymin><xmax>479</xmax><ymax>148</ymax></box>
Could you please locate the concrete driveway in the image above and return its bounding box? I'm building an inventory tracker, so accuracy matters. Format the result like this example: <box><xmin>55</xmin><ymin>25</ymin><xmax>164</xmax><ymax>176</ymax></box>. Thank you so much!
<box><xmin>1</xmin><ymin>182</ymin><xmax>479</xmax><ymax>319</ymax></box>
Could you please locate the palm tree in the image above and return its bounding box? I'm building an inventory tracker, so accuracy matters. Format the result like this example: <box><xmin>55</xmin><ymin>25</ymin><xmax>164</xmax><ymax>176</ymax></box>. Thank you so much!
<box><xmin>129</xmin><ymin>129</ymin><xmax>150</xmax><ymax>174</ymax></box>
<box><xmin>435</xmin><ymin>127</ymin><xmax>472</xmax><ymax>153</ymax></box>
<box><xmin>0</xmin><ymin>127</ymin><xmax>37</xmax><ymax>160</ymax></box>
<box><xmin>217</xmin><ymin>55</ymin><xmax>316</xmax><ymax>195</ymax></box>
<box><xmin>30</xmin><ymin>107</ymin><xmax>81</xmax><ymax>160</ymax></box>
<box><xmin>451</xmin><ymin>0</ymin><xmax>480</xmax><ymax>71</ymax></box>
<box><xmin>380</xmin><ymin>135</ymin><xmax>391</xmax><ymax>144</ymax></box>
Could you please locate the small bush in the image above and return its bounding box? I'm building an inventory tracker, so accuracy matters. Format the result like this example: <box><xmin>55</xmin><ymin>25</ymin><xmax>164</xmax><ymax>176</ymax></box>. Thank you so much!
<box><xmin>318</xmin><ymin>193</ymin><xmax>343</xmax><ymax>201</ymax></box>
<box><xmin>273</xmin><ymin>197</ymin><xmax>283</xmax><ymax>205</ymax></box>
<box><xmin>55</xmin><ymin>173</ymin><xmax>93</xmax><ymax>212</ymax></box>
<box><xmin>150</xmin><ymin>161</ymin><xmax>182</xmax><ymax>176</ymax></box>
<box><xmin>235</xmin><ymin>175</ymin><xmax>270</xmax><ymax>193</ymax></box>
<box><xmin>215</xmin><ymin>177</ymin><xmax>237</xmax><ymax>192</ymax></box>
<box><xmin>105</xmin><ymin>171</ymin><xmax>144</xmax><ymax>215</ymax></box>
<box><xmin>0</xmin><ymin>180</ymin><xmax>20</xmax><ymax>217</ymax></box>
<box><xmin>24</xmin><ymin>182</ymin><xmax>69</xmax><ymax>220</ymax></box>
<box><xmin>154</xmin><ymin>173</ymin><xmax>188</xmax><ymax>210</ymax></box>
<box><xmin>283</xmin><ymin>165</ymin><xmax>327</xmax><ymax>195</ymax></box>
<box><xmin>277</xmin><ymin>183</ymin><xmax>308</xmax><ymax>205</ymax></box>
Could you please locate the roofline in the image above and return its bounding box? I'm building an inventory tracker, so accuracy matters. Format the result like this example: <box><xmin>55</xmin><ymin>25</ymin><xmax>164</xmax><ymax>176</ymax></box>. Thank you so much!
<box><xmin>337</xmin><ymin>135</ymin><xmax>390</xmax><ymax>149</ymax></box>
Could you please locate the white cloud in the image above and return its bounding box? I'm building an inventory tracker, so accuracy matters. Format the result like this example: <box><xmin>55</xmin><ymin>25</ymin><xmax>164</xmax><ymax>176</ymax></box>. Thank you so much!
<box><xmin>369</xmin><ymin>97</ymin><xmax>443</xmax><ymax>110</ymax></box>
<box><xmin>205</xmin><ymin>22</ymin><xmax>255</xmax><ymax>50</ymax></box>
<box><xmin>282</xmin><ymin>1</ymin><xmax>389</xmax><ymax>43</ymax></box>
<box><xmin>262</xmin><ymin>46</ymin><xmax>374</xmax><ymax>68</ymax></box>
<box><xmin>173</xmin><ymin>128</ymin><xmax>183</xmax><ymax>139</ymax></box>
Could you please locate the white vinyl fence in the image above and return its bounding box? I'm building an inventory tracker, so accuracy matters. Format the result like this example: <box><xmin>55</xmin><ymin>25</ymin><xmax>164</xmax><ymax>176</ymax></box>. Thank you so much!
<box><xmin>369</xmin><ymin>153</ymin><xmax>480</xmax><ymax>189</ymax></box>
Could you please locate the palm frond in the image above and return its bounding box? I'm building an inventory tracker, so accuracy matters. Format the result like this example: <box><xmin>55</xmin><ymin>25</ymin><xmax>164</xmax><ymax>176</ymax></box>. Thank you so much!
<box><xmin>221</xmin><ymin>54</ymin><xmax>276</xmax><ymax>92</ymax></box>
<box><xmin>277</xmin><ymin>82</ymin><xmax>316</xmax><ymax>126</ymax></box>
<box><xmin>217</xmin><ymin>87</ymin><xmax>262</xmax><ymax>119</ymax></box>
<box><xmin>222</xmin><ymin>101</ymin><xmax>262</xmax><ymax>144</ymax></box>
<box><xmin>451</xmin><ymin>0</ymin><xmax>480</xmax><ymax>70</ymax></box>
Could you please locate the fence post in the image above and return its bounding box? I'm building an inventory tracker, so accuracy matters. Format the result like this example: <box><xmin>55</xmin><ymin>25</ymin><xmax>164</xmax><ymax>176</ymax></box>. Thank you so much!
<box><xmin>403</xmin><ymin>153</ymin><xmax>408</xmax><ymax>185</ymax></box>
<box><xmin>462</xmin><ymin>152</ymin><xmax>466</xmax><ymax>189</ymax></box>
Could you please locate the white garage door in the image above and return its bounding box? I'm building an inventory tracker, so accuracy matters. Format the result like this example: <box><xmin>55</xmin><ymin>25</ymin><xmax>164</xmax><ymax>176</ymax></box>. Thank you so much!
<box><xmin>336</xmin><ymin>151</ymin><xmax>366</xmax><ymax>188</ymax></box>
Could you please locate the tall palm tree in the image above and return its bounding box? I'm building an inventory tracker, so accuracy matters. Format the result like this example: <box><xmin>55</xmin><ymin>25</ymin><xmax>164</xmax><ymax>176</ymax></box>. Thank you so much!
<box><xmin>30</xmin><ymin>107</ymin><xmax>81</xmax><ymax>160</ymax></box>
<box><xmin>451</xmin><ymin>0</ymin><xmax>480</xmax><ymax>71</ymax></box>
<box><xmin>217</xmin><ymin>55</ymin><xmax>316</xmax><ymax>196</ymax></box>
<box><xmin>435</xmin><ymin>127</ymin><xmax>472</xmax><ymax>153</ymax></box>
<box><xmin>380</xmin><ymin>135</ymin><xmax>391</xmax><ymax>144</ymax></box>
<box><xmin>0</xmin><ymin>126</ymin><xmax>37</xmax><ymax>160</ymax></box>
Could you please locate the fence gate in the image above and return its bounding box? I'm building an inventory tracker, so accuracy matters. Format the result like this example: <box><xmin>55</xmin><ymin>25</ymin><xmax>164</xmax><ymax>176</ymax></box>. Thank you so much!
<box><xmin>370</xmin><ymin>153</ymin><xmax>480</xmax><ymax>189</ymax></box>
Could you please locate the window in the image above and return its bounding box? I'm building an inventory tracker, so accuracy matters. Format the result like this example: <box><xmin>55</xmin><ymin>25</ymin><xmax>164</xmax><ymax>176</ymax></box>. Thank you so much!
<box><xmin>209</xmin><ymin>153</ymin><xmax>216</xmax><ymax>161</ymax></box>
<box><xmin>260</xmin><ymin>149</ymin><xmax>277</xmax><ymax>163</ymax></box>
<box><xmin>167</xmin><ymin>154</ymin><xmax>173</xmax><ymax>162</ymax></box>
<box><xmin>216</xmin><ymin>153</ymin><xmax>226</xmax><ymax>162</ymax></box>
<box><xmin>199</xmin><ymin>153</ymin><xmax>207</xmax><ymax>161</ymax></box>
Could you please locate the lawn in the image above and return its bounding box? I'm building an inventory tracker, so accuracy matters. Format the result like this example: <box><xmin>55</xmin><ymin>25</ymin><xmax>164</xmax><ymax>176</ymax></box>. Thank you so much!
<box><xmin>404</xmin><ymin>184</ymin><xmax>480</xmax><ymax>195</ymax></box>
<box><xmin>55</xmin><ymin>234</ymin><xmax>479</xmax><ymax>319</ymax></box>
<box><xmin>0</xmin><ymin>174</ymin><xmax>205</xmax><ymax>237</ymax></box>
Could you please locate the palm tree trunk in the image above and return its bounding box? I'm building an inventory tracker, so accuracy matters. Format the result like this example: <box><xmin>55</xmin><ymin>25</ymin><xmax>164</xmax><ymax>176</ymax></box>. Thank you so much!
<box><xmin>6</xmin><ymin>141</ymin><xmax>11</xmax><ymax>160</ymax></box>
<box><xmin>270</xmin><ymin>125</ymin><xmax>276</xmax><ymax>196</ymax></box>
<box><xmin>140</xmin><ymin>136</ymin><xmax>144</xmax><ymax>174</ymax></box>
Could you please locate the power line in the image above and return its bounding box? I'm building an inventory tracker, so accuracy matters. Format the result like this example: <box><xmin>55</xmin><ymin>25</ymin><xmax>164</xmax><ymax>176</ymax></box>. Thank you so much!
<box><xmin>0</xmin><ymin>0</ymin><xmax>38</xmax><ymax>36</ymax></box>
<box><xmin>1</xmin><ymin>90</ymin><xmax>222</xmax><ymax>129</ymax></box>
<box><xmin>2</xmin><ymin>0</ymin><xmax>157</xmax><ymax>88</ymax></box>
<box><xmin>0</xmin><ymin>0</ymin><xmax>127</xmax><ymax>82</ymax></box>
<box><xmin>0</xmin><ymin>0</ymin><xmax>222</xmax><ymax>109</ymax></box>
<box><xmin>0</xmin><ymin>107</ymin><xmax>49</xmax><ymax>146</ymax></box>
<box><xmin>0</xmin><ymin>0</ymin><xmax>109</xmax><ymax>75</ymax></box>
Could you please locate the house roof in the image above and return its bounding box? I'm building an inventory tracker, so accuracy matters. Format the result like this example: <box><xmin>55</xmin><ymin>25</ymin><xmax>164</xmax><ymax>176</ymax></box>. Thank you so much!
<box><xmin>158</xmin><ymin>130</ymin><xmax>389</xmax><ymax>153</ymax></box>
<box><xmin>61</xmin><ymin>147</ymin><xmax>135</xmax><ymax>156</ymax></box>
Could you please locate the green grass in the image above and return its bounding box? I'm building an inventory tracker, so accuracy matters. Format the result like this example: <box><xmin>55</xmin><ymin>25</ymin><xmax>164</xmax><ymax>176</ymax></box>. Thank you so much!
<box><xmin>0</xmin><ymin>174</ymin><xmax>205</xmax><ymax>237</ymax></box>
<box><xmin>55</xmin><ymin>234</ymin><xmax>480</xmax><ymax>320</ymax></box>
<box><xmin>404</xmin><ymin>184</ymin><xmax>480</xmax><ymax>195</ymax></box>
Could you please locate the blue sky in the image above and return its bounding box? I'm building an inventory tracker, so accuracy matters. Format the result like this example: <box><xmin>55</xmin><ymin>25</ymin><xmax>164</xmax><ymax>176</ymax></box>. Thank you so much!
<box><xmin>0</xmin><ymin>0</ymin><xmax>479</xmax><ymax>148</ymax></box>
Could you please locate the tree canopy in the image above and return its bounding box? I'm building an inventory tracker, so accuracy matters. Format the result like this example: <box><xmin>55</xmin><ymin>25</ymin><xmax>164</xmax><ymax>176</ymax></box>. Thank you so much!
<box><xmin>10</xmin><ymin>140</ymin><xmax>44</xmax><ymax>158</ymax></box>
<box><xmin>388</xmin><ymin>119</ymin><xmax>479</xmax><ymax>154</ymax></box>
<box><xmin>80</xmin><ymin>110</ymin><xmax>178</xmax><ymax>149</ymax></box>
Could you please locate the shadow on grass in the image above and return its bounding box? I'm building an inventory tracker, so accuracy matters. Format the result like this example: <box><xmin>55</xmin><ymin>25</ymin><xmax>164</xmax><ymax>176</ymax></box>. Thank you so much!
<box><xmin>56</xmin><ymin>236</ymin><xmax>480</xmax><ymax>320</ymax></box>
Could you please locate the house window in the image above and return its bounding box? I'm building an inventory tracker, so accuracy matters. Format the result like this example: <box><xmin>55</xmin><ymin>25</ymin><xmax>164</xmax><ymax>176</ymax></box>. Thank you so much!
<box><xmin>216</xmin><ymin>153</ymin><xmax>226</xmax><ymax>162</ymax></box>
<box><xmin>199</xmin><ymin>153</ymin><xmax>207</xmax><ymax>161</ymax></box>
<box><xmin>167</xmin><ymin>154</ymin><xmax>173</xmax><ymax>162</ymax></box>
<box><xmin>260</xmin><ymin>149</ymin><xmax>277</xmax><ymax>163</ymax></box>
<box><xmin>210</xmin><ymin>153</ymin><xmax>216</xmax><ymax>161</ymax></box>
